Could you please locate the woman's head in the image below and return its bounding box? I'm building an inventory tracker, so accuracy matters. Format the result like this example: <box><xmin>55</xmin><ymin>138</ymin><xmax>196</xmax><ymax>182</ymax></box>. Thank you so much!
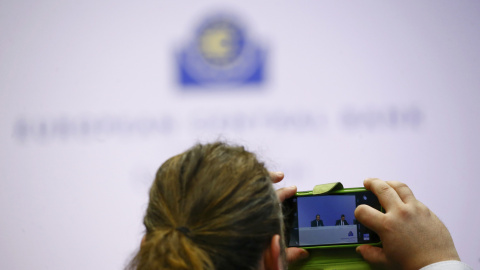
<box><xmin>128</xmin><ymin>142</ymin><xmax>285</xmax><ymax>270</ymax></box>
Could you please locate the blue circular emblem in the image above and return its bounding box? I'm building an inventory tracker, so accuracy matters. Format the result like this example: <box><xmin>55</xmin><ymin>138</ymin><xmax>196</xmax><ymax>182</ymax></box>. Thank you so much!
<box><xmin>196</xmin><ymin>17</ymin><xmax>246</xmax><ymax>67</ymax></box>
<box><xmin>178</xmin><ymin>13</ymin><xmax>265</xmax><ymax>86</ymax></box>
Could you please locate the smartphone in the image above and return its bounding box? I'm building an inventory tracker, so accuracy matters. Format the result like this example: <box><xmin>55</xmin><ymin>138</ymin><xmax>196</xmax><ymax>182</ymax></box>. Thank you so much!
<box><xmin>283</xmin><ymin>187</ymin><xmax>382</xmax><ymax>248</ymax></box>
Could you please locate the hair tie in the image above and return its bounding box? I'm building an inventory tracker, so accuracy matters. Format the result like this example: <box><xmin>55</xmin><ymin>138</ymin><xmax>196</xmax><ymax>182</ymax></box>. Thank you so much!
<box><xmin>176</xmin><ymin>226</ymin><xmax>191</xmax><ymax>237</ymax></box>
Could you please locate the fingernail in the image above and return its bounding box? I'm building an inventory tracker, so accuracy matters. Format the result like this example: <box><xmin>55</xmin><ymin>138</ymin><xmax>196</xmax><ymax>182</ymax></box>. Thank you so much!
<box><xmin>300</xmin><ymin>250</ymin><xmax>309</xmax><ymax>259</ymax></box>
<box><xmin>355</xmin><ymin>246</ymin><xmax>361</xmax><ymax>254</ymax></box>
<box><xmin>289</xmin><ymin>185</ymin><xmax>296</xmax><ymax>189</ymax></box>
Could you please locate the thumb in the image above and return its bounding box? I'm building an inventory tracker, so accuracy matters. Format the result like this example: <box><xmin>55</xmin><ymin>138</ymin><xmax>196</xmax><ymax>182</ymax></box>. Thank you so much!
<box><xmin>286</xmin><ymin>247</ymin><xmax>309</xmax><ymax>264</ymax></box>
<box><xmin>356</xmin><ymin>245</ymin><xmax>388</xmax><ymax>266</ymax></box>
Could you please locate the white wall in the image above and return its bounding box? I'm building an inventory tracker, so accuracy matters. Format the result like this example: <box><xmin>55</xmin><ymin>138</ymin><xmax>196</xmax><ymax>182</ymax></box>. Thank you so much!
<box><xmin>1</xmin><ymin>1</ymin><xmax>479</xmax><ymax>269</ymax></box>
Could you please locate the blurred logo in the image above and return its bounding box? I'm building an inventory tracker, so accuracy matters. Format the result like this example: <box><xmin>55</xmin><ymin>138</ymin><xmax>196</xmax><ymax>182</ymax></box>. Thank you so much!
<box><xmin>177</xmin><ymin>14</ymin><xmax>266</xmax><ymax>87</ymax></box>
<box><xmin>348</xmin><ymin>231</ymin><xmax>354</xmax><ymax>236</ymax></box>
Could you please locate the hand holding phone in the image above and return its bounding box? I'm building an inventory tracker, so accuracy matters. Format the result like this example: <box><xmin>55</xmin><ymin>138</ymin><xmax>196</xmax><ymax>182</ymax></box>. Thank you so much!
<box><xmin>355</xmin><ymin>178</ymin><xmax>460</xmax><ymax>269</ymax></box>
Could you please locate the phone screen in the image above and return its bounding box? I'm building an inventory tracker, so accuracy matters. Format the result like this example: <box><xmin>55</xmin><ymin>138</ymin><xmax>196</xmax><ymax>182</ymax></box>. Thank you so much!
<box><xmin>283</xmin><ymin>190</ymin><xmax>381</xmax><ymax>247</ymax></box>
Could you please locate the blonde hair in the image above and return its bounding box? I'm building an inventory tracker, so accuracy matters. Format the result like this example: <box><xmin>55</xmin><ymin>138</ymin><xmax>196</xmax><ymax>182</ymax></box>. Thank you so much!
<box><xmin>127</xmin><ymin>142</ymin><xmax>284</xmax><ymax>270</ymax></box>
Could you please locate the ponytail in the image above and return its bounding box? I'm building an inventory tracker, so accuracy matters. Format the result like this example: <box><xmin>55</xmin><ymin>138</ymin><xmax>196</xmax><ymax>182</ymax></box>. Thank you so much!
<box><xmin>129</xmin><ymin>228</ymin><xmax>213</xmax><ymax>270</ymax></box>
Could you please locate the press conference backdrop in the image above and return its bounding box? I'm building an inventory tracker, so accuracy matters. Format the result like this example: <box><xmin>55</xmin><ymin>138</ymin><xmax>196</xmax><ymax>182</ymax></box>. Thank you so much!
<box><xmin>1</xmin><ymin>1</ymin><xmax>479</xmax><ymax>269</ymax></box>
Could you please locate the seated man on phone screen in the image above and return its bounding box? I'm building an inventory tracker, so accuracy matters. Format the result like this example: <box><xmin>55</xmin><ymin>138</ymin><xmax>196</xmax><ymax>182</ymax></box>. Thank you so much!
<box><xmin>311</xmin><ymin>214</ymin><xmax>324</xmax><ymax>227</ymax></box>
<box><xmin>335</xmin><ymin>214</ymin><xmax>349</xmax><ymax>226</ymax></box>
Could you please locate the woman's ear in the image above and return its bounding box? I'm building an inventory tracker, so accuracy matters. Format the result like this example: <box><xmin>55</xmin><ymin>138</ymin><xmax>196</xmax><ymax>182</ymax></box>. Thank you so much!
<box><xmin>262</xmin><ymin>234</ymin><xmax>282</xmax><ymax>270</ymax></box>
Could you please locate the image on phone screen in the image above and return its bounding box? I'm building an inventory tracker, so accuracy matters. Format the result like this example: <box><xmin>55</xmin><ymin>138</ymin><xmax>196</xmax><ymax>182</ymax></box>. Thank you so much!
<box><xmin>283</xmin><ymin>190</ymin><xmax>381</xmax><ymax>247</ymax></box>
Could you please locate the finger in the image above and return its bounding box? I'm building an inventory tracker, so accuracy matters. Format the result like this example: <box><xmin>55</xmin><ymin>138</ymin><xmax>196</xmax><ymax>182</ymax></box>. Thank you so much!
<box><xmin>270</xmin><ymin>171</ymin><xmax>284</xmax><ymax>183</ymax></box>
<box><xmin>354</xmin><ymin>204</ymin><xmax>384</xmax><ymax>233</ymax></box>
<box><xmin>356</xmin><ymin>245</ymin><xmax>388</xmax><ymax>267</ymax></box>
<box><xmin>286</xmin><ymin>247</ymin><xmax>309</xmax><ymax>264</ymax></box>
<box><xmin>276</xmin><ymin>186</ymin><xmax>297</xmax><ymax>203</ymax></box>
<box><xmin>386</xmin><ymin>181</ymin><xmax>416</xmax><ymax>204</ymax></box>
<box><xmin>364</xmin><ymin>178</ymin><xmax>403</xmax><ymax>211</ymax></box>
